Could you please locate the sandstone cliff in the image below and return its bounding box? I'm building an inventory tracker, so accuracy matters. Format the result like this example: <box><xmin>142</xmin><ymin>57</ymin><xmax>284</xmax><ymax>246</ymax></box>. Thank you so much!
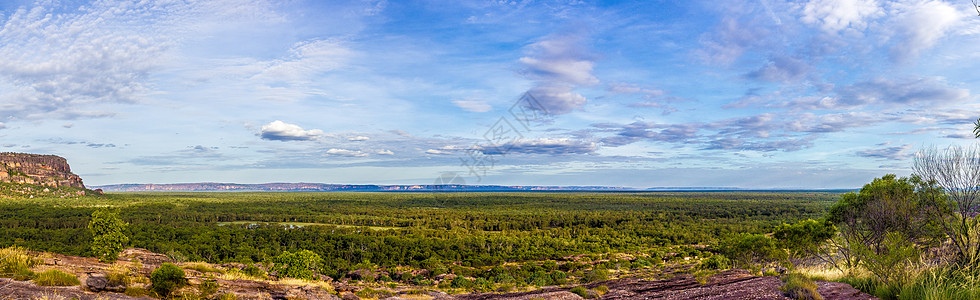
<box><xmin>0</xmin><ymin>153</ymin><xmax>85</xmax><ymax>188</ymax></box>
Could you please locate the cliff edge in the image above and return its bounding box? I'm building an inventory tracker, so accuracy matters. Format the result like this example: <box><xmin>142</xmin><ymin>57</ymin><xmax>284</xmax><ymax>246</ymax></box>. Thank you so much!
<box><xmin>0</xmin><ymin>152</ymin><xmax>85</xmax><ymax>188</ymax></box>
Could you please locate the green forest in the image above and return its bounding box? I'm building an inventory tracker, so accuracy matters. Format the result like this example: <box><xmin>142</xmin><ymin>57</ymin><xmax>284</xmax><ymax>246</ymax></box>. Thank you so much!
<box><xmin>0</xmin><ymin>190</ymin><xmax>836</xmax><ymax>281</ymax></box>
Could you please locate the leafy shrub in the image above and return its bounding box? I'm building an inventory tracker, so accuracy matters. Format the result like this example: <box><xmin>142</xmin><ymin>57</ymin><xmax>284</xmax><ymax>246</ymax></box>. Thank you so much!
<box><xmin>581</xmin><ymin>268</ymin><xmax>609</xmax><ymax>283</ymax></box>
<box><xmin>0</xmin><ymin>246</ymin><xmax>39</xmax><ymax>278</ymax></box>
<box><xmin>273</xmin><ymin>249</ymin><xmax>321</xmax><ymax>280</ymax></box>
<box><xmin>151</xmin><ymin>263</ymin><xmax>188</xmax><ymax>297</ymax></box>
<box><xmin>780</xmin><ymin>273</ymin><xmax>822</xmax><ymax>300</ymax></box>
<box><xmin>569</xmin><ymin>286</ymin><xmax>597</xmax><ymax>298</ymax></box>
<box><xmin>697</xmin><ymin>254</ymin><xmax>731</xmax><ymax>270</ymax></box>
<box><xmin>34</xmin><ymin>269</ymin><xmax>80</xmax><ymax>286</ymax></box>
<box><xmin>773</xmin><ymin>219</ymin><xmax>835</xmax><ymax>257</ymax></box>
<box><xmin>242</xmin><ymin>265</ymin><xmax>265</xmax><ymax>278</ymax></box>
<box><xmin>719</xmin><ymin>234</ymin><xmax>787</xmax><ymax>266</ymax></box>
<box><xmin>450</xmin><ymin>277</ymin><xmax>475</xmax><ymax>289</ymax></box>
<box><xmin>594</xmin><ymin>285</ymin><xmax>609</xmax><ymax>295</ymax></box>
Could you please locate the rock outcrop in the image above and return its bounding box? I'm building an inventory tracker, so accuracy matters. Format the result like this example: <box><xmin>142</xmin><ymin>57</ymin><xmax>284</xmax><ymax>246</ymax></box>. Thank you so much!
<box><xmin>0</xmin><ymin>152</ymin><xmax>85</xmax><ymax>188</ymax></box>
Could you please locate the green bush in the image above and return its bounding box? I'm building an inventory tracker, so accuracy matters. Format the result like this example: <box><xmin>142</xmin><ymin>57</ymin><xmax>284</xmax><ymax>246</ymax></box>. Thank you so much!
<box><xmin>698</xmin><ymin>254</ymin><xmax>731</xmax><ymax>270</ymax></box>
<box><xmin>594</xmin><ymin>285</ymin><xmax>609</xmax><ymax>295</ymax></box>
<box><xmin>781</xmin><ymin>273</ymin><xmax>822</xmax><ymax>300</ymax></box>
<box><xmin>273</xmin><ymin>249</ymin><xmax>321</xmax><ymax>280</ymax></box>
<box><xmin>581</xmin><ymin>268</ymin><xmax>609</xmax><ymax>283</ymax></box>
<box><xmin>34</xmin><ymin>269</ymin><xmax>80</xmax><ymax>286</ymax></box>
<box><xmin>151</xmin><ymin>263</ymin><xmax>188</xmax><ymax>297</ymax></box>
<box><xmin>569</xmin><ymin>286</ymin><xmax>597</xmax><ymax>298</ymax></box>
<box><xmin>242</xmin><ymin>264</ymin><xmax>265</xmax><ymax>278</ymax></box>
<box><xmin>719</xmin><ymin>234</ymin><xmax>787</xmax><ymax>266</ymax></box>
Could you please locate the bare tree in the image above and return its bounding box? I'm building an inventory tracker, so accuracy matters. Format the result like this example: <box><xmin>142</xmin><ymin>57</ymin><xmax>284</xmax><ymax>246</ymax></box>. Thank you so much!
<box><xmin>913</xmin><ymin>145</ymin><xmax>980</xmax><ymax>264</ymax></box>
<box><xmin>974</xmin><ymin>0</ymin><xmax>980</xmax><ymax>16</ymax></box>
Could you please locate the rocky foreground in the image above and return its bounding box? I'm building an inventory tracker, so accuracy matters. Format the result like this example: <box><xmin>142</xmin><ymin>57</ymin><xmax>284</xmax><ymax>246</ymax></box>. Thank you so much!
<box><xmin>0</xmin><ymin>248</ymin><xmax>876</xmax><ymax>300</ymax></box>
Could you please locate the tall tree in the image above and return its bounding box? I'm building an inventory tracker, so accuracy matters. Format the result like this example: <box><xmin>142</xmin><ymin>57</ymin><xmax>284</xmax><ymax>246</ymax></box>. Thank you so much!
<box><xmin>88</xmin><ymin>209</ymin><xmax>129</xmax><ymax>263</ymax></box>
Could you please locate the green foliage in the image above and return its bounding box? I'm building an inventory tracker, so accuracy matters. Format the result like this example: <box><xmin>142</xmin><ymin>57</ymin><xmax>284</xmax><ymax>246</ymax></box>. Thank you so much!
<box><xmin>12</xmin><ymin>268</ymin><xmax>36</xmax><ymax>281</ymax></box>
<box><xmin>33</xmin><ymin>269</ymin><xmax>80</xmax><ymax>286</ymax></box>
<box><xmin>0</xmin><ymin>191</ymin><xmax>839</xmax><ymax>284</ymax></box>
<box><xmin>697</xmin><ymin>254</ymin><xmax>731</xmax><ymax>270</ymax></box>
<box><xmin>581</xmin><ymin>268</ymin><xmax>608</xmax><ymax>283</ymax></box>
<box><xmin>273</xmin><ymin>249</ymin><xmax>321</xmax><ymax>280</ymax></box>
<box><xmin>88</xmin><ymin>209</ymin><xmax>129</xmax><ymax>263</ymax></box>
<box><xmin>719</xmin><ymin>234</ymin><xmax>786</xmax><ymax>266</ymax></box>
<box><xmin>199</xmin><ymin>278</ymin><xmax>219</xmax><ymax>298</ymax></box>
<box><xmin>242</xmin><ymin>264</ymin><xmax>265</xmax><ymax>278</ymax></box>
<box><xmin>151</xmin><ymin>263</ymin><xmax>188</xmax><ymax>297</ymax></box>
<box><xmin>594</xmin><ymin>285</ymin><xmax>609</xmax><ymax>294</ymax></box>
<box><xmin>0</xmin><ymin>246</ymin><xmax>39</xmax><ymax>278</ymax></box>
<box><xmin>569</xmin><ymin>286</ymin><xmax>597</xmax><ymax>298</ymax></box>
<box><xmin>781</xmin><ymin>273</ymin><xmax>822</xmax><ymax>300</ymax></box>
<box><xmin>774</xmin><ymin>219</ymin><xmax>835</xmax><ymax>257</ymax></box>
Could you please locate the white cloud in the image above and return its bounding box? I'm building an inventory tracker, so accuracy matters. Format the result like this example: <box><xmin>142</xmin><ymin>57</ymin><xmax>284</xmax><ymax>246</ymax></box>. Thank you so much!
<box><xmin>802</xmin><ymin>0</ymin><xmax>882</xmax><ymax>33</ymax></box>
<box><xmin>519</xmin><ymin>31</ymin><xmax>597</xmax><ymax>114</ymax></box>
<box><xmin>348</xmin><ymin>136</ymin><xmax>370</xmax><ymax>141</ymax></box>
<box><xmin>250</xmin><ymin>39</ymin><xmax>353</xmax><ymax>82</ymax></box>
<box><xmin>326</xmin><ymin>148</ymin><xmax>367</xmax><ymax>157</ymax></box>
<box><xmin>425</xmin><ymin>149</ymin><xmax>452</xmax><ymax>155</ymax></box>
<box><xmin>0</xmin><ymin>2</ymin><xmax>173</xmax><ymax>121</ymax></box>
<box><xmin>888</xmin><ymin>0</ymin><xmax>961</xmax><ymax>63</ymax></box>
<box><xmin>452</xmin><ymin>99</ymin><xmax>492</xmax><ymax>112</ymax></box>
<box><xmin>376</xmin><ymin>149</ymin><xmax>394</xmax><ymax>155</ymax></box>
<box><xmin>259</xmin><ymin>120</ymin><xmax>324</xmax><ymax>141</ymax></box>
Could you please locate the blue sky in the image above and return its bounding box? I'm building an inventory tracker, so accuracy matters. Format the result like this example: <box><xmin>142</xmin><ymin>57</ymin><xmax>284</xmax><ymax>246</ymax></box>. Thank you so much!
<box><xmin>1</xmin><ymin>0</ymin><xmax>978</xmax><ymax>188</ymax></box>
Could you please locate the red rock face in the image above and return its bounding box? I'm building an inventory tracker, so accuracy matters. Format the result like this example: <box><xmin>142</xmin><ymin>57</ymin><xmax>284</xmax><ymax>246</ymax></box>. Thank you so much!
<box><xmin>0</xmin><ymin>153</ymin><xmax>85</xmax><ymax>189</ymax></box>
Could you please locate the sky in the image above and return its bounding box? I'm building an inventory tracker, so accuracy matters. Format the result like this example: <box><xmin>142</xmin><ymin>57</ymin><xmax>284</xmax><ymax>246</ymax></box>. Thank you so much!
<box><xmin>1</xmin><ymin>0</ymin><xmax>979</xmax><ymax>189</ymax></box>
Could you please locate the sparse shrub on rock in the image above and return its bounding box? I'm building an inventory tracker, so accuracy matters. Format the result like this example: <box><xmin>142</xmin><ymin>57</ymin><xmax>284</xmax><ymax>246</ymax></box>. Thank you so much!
<box><xmin>151</xmin><ymin>263</ymin><xmax>188</xmax><ymax>297</ymax></box>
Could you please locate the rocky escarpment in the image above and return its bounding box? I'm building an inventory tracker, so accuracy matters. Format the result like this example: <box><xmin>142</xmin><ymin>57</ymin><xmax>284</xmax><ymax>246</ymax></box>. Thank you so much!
<box><xmin>0</xmin><ymin>152</ymin><xmax>85</xmax><ymax>188</ymax></box>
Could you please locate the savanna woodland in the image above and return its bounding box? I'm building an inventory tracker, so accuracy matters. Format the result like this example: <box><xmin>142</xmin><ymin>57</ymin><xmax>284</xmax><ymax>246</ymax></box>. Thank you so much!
<box><xmin>2</xmin><ymin>153</ymin><xmax>980</xmax><ymax>300</ymax></box>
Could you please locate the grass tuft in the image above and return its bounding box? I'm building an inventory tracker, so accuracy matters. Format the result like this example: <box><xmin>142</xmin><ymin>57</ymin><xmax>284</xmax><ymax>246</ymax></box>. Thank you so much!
<box><xmin>0</xmin><ymin>246</ymin><xmax>40</xmax><ymax>278</ymax></box>
<box><xmin>781</xmin><ymin>273</ymin><xmax>823</xmax><ymax>300</ymax></box>
<box><xmin>34</xmin><ymin>269</ymin><xmax>80</xmax><ymax>286</ymax></box>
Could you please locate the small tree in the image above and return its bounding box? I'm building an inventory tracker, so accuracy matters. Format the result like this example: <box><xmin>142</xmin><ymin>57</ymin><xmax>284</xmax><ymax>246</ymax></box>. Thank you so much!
<box><xmin>88</xmin><ymin>209</ymin><xmax>129</xmax><ymax>263</ymax></box>
<box><xmin>913</xmin><ymin>145</ymin><xmax>980</xmax><ymax>265</ymax></box>
<box><xmin>823</xmin><ymin>174</ymin><xmax>944</xmax><ymax>282</ymax></box>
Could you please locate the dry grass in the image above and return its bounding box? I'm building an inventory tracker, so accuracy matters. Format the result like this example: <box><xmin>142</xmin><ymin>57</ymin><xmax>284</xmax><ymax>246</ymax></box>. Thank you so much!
<box><xmin>219</xmin><ymin>269</ymin><xmax>265</xmax><ymax>281</ymax></box>
<box><xmin>794</xmin><ymin>264</ymin><xmax>848</xmax><ymax>281</ymax></box>
<box><xmin>274</xmin><ymin>277</ymin><xmax>335</xmax><ymax>292</ymax></box>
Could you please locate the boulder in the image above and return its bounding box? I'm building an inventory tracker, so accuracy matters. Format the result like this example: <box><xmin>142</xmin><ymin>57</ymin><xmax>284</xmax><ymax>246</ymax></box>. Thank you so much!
<box><xmin>85</xmin><ymin>273</ymin><xmax>126</xmax><ymax>292</ymax></box>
